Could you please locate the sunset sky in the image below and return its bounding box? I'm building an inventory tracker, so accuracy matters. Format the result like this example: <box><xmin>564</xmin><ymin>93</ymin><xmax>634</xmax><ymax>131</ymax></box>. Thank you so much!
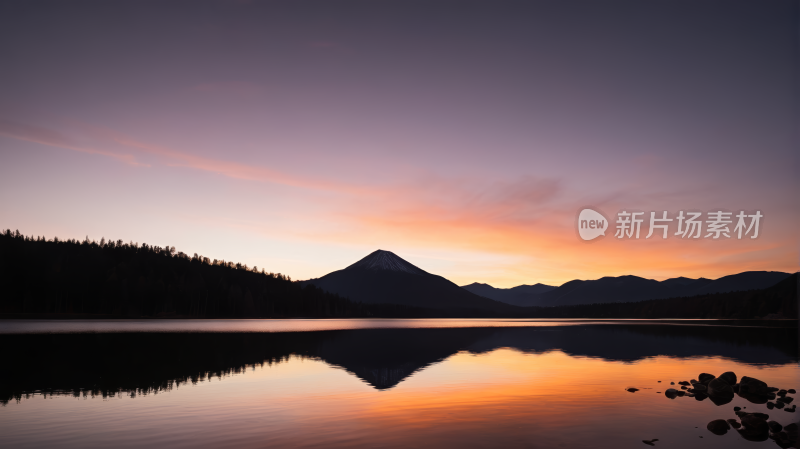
<box><xmin>1</xmin><ymin>0</ymin><xmax>797</xmax><ymax>287</ymax></box>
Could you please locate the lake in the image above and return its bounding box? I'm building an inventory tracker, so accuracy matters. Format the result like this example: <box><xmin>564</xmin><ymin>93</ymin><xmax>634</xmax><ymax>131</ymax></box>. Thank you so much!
<box><xmin>1</xmin><ymin>319</ymin><xmax>797</xmax><ymax>448</ymax></box>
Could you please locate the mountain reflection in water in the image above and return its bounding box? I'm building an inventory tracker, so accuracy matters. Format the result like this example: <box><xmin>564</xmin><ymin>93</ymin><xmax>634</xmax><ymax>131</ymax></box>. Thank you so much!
<box><xmin>2</xmin><ymin>323</ymin><xmax>796</xmax><ymax>402</ymax></box>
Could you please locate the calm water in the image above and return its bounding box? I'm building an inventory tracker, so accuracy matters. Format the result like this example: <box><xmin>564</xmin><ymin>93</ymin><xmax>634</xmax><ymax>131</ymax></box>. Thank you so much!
<box><xmin>1</xmin><ymin>319</ymin><xmax>797</xmax><ymax>448</ymax></box>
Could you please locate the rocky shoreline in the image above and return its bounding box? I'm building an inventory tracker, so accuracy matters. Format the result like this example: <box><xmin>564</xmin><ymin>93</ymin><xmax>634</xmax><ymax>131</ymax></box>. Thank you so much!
<box><xmin>650</xmin><ymin>371</ymin><xmax>797</xmax><ymax>447</ymax></box>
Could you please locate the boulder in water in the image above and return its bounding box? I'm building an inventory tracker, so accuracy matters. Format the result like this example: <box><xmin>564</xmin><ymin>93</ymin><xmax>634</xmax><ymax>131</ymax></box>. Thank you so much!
<box><xmin>709</xmin><ymin>392</ymin><xmax>734</xmax><ymax>406</ymax></box>
<box><xmin>698</xmin><ymin>373</ymin><xmax>716</xmax><ymax>385</ymax></box>
<box><xmin>708</xmin><ymin>378</ymin><xmax>733</xmax><ymax>395</ymax></box>
<box><xmin>767</xmin><ymin>421</ymin><xmax>783</xmax><ymax>433</ymax></box>
<box><xmin>665</xmin><ymin>388</ymin><xmax>680</xmax><ymax>399</ymax></box>
<box><xmin>739</xmin><ymin>376</ymin><xmax>769</xmax><ymax>395</ymax></box>
<box><xmin>718</xmin><ymin>371</ymin><xmax>737</xmax><ymax>385</ymax></box>
<box><xmin>737</xmin><ymin>413</ymin><xmax>770</xmax><ymax>441</ymax></box>
<box><xmin>707</xmin><ymin>419</ymin><xmax>730</xmax><ymax>435</ymax></box>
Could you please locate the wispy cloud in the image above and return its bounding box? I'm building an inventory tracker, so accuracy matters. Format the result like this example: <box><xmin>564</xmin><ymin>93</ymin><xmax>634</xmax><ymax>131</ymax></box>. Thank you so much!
<box><xmin>2</xmin><ymin>118</ymin><xmax>371</xmax><ymax>195</ymax></box>
<box><xmin>0</xmin><ymin>119</ymin><xmax>145</xmax><ymax>167</ymax></box>
<box><xmin>3</xmin><ymin>117</ymin><xmax>794</xmax><ymax>286</ymax></box>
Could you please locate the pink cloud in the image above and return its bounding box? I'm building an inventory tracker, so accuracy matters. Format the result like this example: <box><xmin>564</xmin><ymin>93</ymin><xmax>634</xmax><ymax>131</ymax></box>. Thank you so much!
<box><xmin>0</xmin><ymin>119</ymin><xmax>145</xmax><ymax>167</ymax></box>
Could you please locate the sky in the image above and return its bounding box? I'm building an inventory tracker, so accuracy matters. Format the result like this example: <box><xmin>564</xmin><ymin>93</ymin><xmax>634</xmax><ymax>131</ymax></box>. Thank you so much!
<box><xmin>0</xmin><ymin>0</ymin><xmax>797</xmax><ymax>287</ymax></box>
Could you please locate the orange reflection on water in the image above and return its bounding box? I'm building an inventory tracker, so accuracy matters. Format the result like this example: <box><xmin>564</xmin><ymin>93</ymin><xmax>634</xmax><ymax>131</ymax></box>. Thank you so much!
<box><xmin>280</xmin><ymin>350</ymin><xmax>800</xmax><ymax>448</ymax></box>
<box><xmin>1</xmin><ymin>347</ymin><xmax>798</xmax><ymax>449</ymax></box>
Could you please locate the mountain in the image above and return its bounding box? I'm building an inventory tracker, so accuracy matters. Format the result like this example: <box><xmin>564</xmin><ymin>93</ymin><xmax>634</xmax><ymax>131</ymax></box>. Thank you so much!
<box><xmin>689</xmin><ymin>271</ymin><xmax>793</xmax><ymax>296</ymax></box>
<box><xmin>461</xmin><ymin>282</ymin><xmax>556</xmax><ymax>307</ymax></box>
<box><xmin>466</xmin><ymin>271</ymin><xmax>792</xmax><ymax>307</ymax></box>
<box><xmin>303</xmin><ymin>250</ymin><xmax>515</xmax><ymax>312</ymax></box>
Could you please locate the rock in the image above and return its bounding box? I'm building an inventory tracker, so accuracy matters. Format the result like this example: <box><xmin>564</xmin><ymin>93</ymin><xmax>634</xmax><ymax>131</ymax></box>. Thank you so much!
<box><xmin>768</xmin><ymin>387</ymin><xmax>780</xmax><ymax>393</ymax></box>
<box><xmin>686</xmin><ymin>393</ymin><xmax>695</xmax><ymax>398</ymax></box>
<box><xmin>747</xmin><ymin>412</ymin><xmax>770</xmax><ymax>420</ymax></box>
<box><xmin>734</xmin><ymin>406</ymin><xmax>742</xmax><ymax>411</ymax></box>
<box><xmin>670</xmin><ymin>382</ymin><xmax>675</xmax><ymax>385</ymax></box>
<box><xmin>739</xmin><ymin>376</ymin><xmax>769</xmax><ymax>395</ymax></box>
<box><xmin>676</xmin><ymin>390</ymin><xmax>686</xmax><ymax>397</ymax></box>
<box><xmin>718</xmin><ymin>371</ymin><xmax>737</xmax><ymax>385</ymax></box>
<box><xmin>681</xmin><ymin>385</ymin><xmax>688</xmax><ymax>390</ymax></box>
<box><xmin>768</xmin><ymin>421</ymin><xmax>783</xmax><ymax>433</ymax></box>
<box><xmin>738</xmin><ymin>413</ymin><xmax>770</xmax><ymax>441</ymax></box>
<box><xmin>775</xmin><ymin>401</ymin><xmax>785</xmax><ymax>409</ymax></box>
<box><xmin>699</xmin><ymin>373</ymin><xmax>716</xmax><ymax>385</ymax></box>
<box><xmin>692</xmin><ymin>384</ymin><xmax>707</xmax><ymax>392</ymax></box>
<box><xmin>771</xmin><ymin>431</ymin><xmax>790</xmax><ymax>445</ymax></box>
<box><xmin>767</xmin><ymin>402</ymin><xmax>775</xmax><ymax>409</ymax></box>
<box><xmin>679</xmin><ymin>381</ymin><xmax>691</xmax><ymax>386</ymax></box>
<box><xmin>707</xmin><ymin>419</ymin><xmax>730</xmax><ymax>435</ymax></box>
<box><xmin>709</xmin><ymin>392</ymin><xmax>734</xmax><ymax>406</ymax></box>
<box><xmin>665</xmin><ymin>388</ymin><xmax>680</xmax><ymax>399</ymax></box>
<box><xmin>627</xmin><ymin>387</ymin><xmax>639</xmax><ymax>393</ymax></box>
<box><xmin>786</xmin><ymin>423</ymin><xmax>799</xmax><ymax>442</ymax></box>
<box><xmin>693</xmin><ymin>393</ymin><xmax>708</xmax><ymax>401</ymax></box>
<box><xmin>727</xmin><ymin>419</ymin><xmax>741</xmax><ymax>429</ymax></box>
<box><xmin>785</xmin><ymin>405</ymin><xmax>796</xmax><ymax>413</ymax></box>
<box><xmin>789</xmin><ymin>389</ymin><xmax>796</xmax><ymax>394</ymax></box>
<box><xmin>737</xmin><ymin>390</ymin><xmax>769</xmax><ymax>404</ymax></box>
<box><xmin>642</xmin><ymin>439</ymin><xmax>658</xmax><ymax>446</ymax></box>
<box><xmin>779</xmin><ymin>396</ymin><xmax>794</xmax><ymax>404</ymax></box>
<box><xmin>708</xmin><ymin>378</ymin><xmax>733</xmax><ymax>395</ymax></box>
<box><xmin>778</xmin><ymin>389</ymin><xmax>788</xmax><ymax>397</ymax></box>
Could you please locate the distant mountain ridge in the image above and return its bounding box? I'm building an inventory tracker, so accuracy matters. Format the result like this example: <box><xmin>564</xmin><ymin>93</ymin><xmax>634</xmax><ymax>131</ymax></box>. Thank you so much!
<box><xmin>463</xmin><ymin>271</ymin><xmax>792</xmax><ymax>307</ymax></box>
<box><xmin>461</xmin><ymin>283</ymin><xmax>556</xmax><ymax>307</ymax></box>
<box><xmin>304</xmin><ymin>250</ymin><xmax>515</xmax><ymax>312</ymax></box>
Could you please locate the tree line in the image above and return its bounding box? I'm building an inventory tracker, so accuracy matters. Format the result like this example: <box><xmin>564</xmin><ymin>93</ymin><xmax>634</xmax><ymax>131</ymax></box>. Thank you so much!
<box><xmin>1</xmin><ymin>229</ymin><xmax>795</xmax><ymax>319</ymax></box>
<box><xmin>0</xmin><ymin>229</ymin><xmax>369</xmax><ymax>318</ymax></box>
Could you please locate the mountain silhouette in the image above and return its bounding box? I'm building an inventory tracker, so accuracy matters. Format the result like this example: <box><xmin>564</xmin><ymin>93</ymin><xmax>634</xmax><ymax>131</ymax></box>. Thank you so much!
<box><xmin>465</xmin><ymin>271</ymin><xmax>792</xmax><ymax>307</ymax></box>
<box><xmin>461</xmin><ymin>283</ymin><xmax>556</xmax><ymax>306</ymax></box>
<box><xmin>304</xmin><ymin>250</ymin><xmax>515</xmax><ymax>312</ymax></box>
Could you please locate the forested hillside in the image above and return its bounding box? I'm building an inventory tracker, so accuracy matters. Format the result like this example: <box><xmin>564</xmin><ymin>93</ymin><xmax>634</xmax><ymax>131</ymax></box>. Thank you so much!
<box><xmin>0</xmin><ymin>230</ymin><xmax>366</xmax><ymax>318</ymax></box>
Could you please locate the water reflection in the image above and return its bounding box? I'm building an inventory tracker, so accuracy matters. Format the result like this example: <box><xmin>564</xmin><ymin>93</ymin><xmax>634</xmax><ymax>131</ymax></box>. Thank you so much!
<box><xmin>2</xmin><ymin>323</ymin><xmax>796</xmax><ymax>402</ymax></box>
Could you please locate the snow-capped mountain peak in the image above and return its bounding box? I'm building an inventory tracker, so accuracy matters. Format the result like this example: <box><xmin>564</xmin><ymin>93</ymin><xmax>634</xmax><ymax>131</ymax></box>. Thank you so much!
<box><xmin>345</xmin><ymin>250</ymin><xmax>429</xmax><ymax>275</ymax></box>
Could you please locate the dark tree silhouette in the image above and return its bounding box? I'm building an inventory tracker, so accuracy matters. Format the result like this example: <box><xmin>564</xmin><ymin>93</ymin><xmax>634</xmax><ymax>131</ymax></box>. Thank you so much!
<box><xmin>0</xmin><ymin>229</ymin><xmax>367</xmax><ymax>318</ymax></box>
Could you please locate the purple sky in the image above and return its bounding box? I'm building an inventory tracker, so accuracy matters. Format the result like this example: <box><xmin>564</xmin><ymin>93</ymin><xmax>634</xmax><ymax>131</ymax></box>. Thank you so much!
<box><xmin>1</xmin><ymin>0</ymin><xmax>797</xmax><ymax>286</ymax></box>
